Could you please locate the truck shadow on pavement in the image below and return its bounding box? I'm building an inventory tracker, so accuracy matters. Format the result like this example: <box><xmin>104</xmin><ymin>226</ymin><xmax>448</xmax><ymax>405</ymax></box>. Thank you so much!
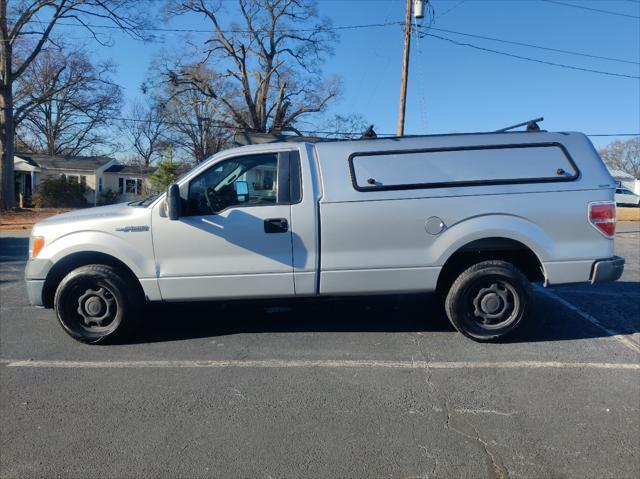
<box><xmin>130</xmin><ymin>283</ymin><xmax>640</xmax><ymax>345</ymax></box>
<box><xmin>134</xmin><ymin>294</ymin><xmax>456</xmax><ymax>343</ymax></box>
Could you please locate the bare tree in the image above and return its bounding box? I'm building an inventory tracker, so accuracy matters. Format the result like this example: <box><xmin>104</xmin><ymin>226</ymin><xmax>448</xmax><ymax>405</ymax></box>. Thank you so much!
<box><xmin>120</xmin><ymin>99</ymin><xmax>167</xmax><ymax>167</ymax></box>
<box><xmin>318</xmin><ymin>113</ymin><xmax>369</xmax><ymax>139</ymax></box>
<box><xmin>165</xmin><ymin>0</ymin><xmax>340</xmax><ymax>135</ymax></box>
<box><xmin>0</xmin><ymin>0</ymin><xmax>152</xmax><ymax>209</ymax></box>
<box><xmin>165</xmin><ymin>89</ymin><xmax>230</xmax><ymax>164</ymax></box>
<box><xmin>158</xmin><ymin>65</ymin><xmax>230</xmax><ymax>163</ymax></box>
<box><xmin>15</xmin><ymin>45</ymin><xmax>122</xmax><ymax>156</ymax></box>
<box><xmin>598</xmin><ymin>137</ymin><xmax>640</xmax><ymax>179</ymax></box>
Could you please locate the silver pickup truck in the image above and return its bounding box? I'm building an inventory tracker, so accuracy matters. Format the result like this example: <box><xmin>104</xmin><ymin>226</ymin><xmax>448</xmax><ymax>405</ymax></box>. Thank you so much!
<box><xmin>25</xmin><ymin>131</ymin><xmax>624</xmax><ymax>343</ymax></box>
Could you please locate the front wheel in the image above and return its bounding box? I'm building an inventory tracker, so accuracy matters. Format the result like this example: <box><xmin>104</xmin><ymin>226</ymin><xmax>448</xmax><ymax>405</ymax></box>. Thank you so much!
<box><xmin>54</xmin><ymin>264</ymin><xmax>141</xmax><ymax>344</ymax></box>
<box><xmin>445</xmin><ymin>260</ymin><xmax>532</xmax><ymax>342</ymax></box>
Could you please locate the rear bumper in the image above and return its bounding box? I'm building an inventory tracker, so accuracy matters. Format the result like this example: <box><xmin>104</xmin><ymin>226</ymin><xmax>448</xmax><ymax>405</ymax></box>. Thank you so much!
<box><xmin>590</xmin><ymin>256</ymin><xmax>624</xmax><ymax>284</ymax></box>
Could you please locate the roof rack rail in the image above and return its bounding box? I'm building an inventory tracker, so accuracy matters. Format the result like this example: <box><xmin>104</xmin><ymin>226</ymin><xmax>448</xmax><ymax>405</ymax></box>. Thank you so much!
<box><xmin>496</xmin><ymin>117</ymin><xmax>544</xmax><ymax>133</ymax></box>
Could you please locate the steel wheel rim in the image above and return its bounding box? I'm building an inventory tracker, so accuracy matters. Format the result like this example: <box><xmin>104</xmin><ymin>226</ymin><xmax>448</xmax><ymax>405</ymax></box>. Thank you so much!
<box><xmin>467</xmin><ymin>279</ymin><xmax>520</xmax><ymax>330</ymax></box>
<box><xmin>61</xmin><ymin>280</ymin><xmax>120</xmax><ymax>335</ymax></box>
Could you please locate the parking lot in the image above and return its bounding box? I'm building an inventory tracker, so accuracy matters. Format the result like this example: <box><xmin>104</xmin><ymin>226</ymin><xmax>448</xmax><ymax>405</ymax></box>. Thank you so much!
<box><xmin>1</xmin><ymin>225</ymin><xmax>638</xmax><ymax>479</ymax></box>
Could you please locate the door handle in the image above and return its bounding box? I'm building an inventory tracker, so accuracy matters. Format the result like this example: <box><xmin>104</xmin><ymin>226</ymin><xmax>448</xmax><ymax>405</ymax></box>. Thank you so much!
<box><xmin>264</xmin><ymin>218</ymin><xmax>288</xmax><ymax>233</ymax></box>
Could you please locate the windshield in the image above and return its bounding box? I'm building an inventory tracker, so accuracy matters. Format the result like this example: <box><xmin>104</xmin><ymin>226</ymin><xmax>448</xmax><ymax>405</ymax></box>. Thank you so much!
<box><xmin>128</xmin><ymin>158</ymin><xmax>216</xmax><ymax>208</ymax></box>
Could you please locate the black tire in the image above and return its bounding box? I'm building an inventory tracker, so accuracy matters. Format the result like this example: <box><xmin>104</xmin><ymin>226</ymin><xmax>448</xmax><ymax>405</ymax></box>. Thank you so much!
<box><xmin>54</xmin><ymin>264</ymin><xmax>141</xmax><ymax>344</ymax></box>
<box><xmin>444</xmin><ymin>260</ymin><xmax>532</xmax><ymax>342</ymax></box>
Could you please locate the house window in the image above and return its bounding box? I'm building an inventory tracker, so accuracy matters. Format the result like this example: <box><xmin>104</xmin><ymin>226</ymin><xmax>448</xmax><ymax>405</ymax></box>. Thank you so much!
<box><xmin>62</xmin><ymin>174</ymin><xmax>87</xmax><ymax>190</ymax></box>
<box><xmin>119</xmin><ymin>177</ymin><xmax>143</xmax><ymax>195</ymax></box>
<box><xmin>125</xmin><ymin>178</ymin><xmax>136</xmax><ymax>194</ymax></box>
<box><xmin>98</xmin><ymin>177</ymin><xmax>103</xmax><ymax>193</ymax></box>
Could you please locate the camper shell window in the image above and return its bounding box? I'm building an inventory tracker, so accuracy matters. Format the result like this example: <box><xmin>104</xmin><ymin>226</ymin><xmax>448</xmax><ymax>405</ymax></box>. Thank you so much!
<box><xmin>349</xmin><ymin>142</ymin><xmax>579</xmax><ymax>192</ymax></box>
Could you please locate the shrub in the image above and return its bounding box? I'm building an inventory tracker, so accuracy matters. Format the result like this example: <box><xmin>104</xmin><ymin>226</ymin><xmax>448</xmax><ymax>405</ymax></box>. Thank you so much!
<box><xmin>100</xmin><ymin>188</ymin><xmax>120</xmax><ymax>205</ymax></box>
<box><xmin>33</xmin><ymin>176</ymin><xmax>88</xmax><ymax>208</ymax></box>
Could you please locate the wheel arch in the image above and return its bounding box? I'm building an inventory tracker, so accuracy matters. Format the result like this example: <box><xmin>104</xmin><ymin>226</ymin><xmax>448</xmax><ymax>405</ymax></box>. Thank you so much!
<box><xmin>42</xmin><ymin>251</ymin><xmax>144</xmax><ymax>308</ymax></box>
<box><xmin>436</xmin><ymin>236</ymin><xmax>547</xmax><ymax>294</ymax></box>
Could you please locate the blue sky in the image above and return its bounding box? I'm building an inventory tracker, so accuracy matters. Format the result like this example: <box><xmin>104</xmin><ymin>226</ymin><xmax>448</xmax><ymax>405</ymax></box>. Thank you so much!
<box><xmin>53</xmin><ymin>0</ymin><xmax>640</xmax><ymax>150</ymax></box>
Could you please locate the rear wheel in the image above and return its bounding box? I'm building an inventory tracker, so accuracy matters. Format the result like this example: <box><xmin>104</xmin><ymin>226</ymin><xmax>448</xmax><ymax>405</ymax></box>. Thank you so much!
<box><xmin>445</xmin><ymin>260</ymin><xmax>532</xmax><ymax>342</ymax></box>
<box><xmin>54</xmin><ymin>264</ymin><xmax>140</xmax><ymax>344</ymax></box>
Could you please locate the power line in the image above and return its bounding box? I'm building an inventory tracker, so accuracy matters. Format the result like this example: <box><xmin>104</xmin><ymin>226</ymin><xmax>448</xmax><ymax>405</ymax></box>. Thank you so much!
<box><xmin>426</xmin><ymin>27</ymin><xmax>639</xmax><ymax>65</ymax></box>
<box><xmin>541</xmin><ymin>0</ymin><xmax>640</xmax><ymax>19</ymax></box>
<box><xmin>11</xmin><ymin>17</ymin><xmax>404</xmax><ymax>34</ymax></box>
<box><xmin>585</xmin><ymin>133</ymin><xmax>639</xmax><ymax>137</ymax></box>
<box><xmin>435</xmin><ymin>0</ymin><xmax>467</xmax><ymax>19</ymax></box>
<box><xmin>9</xmin><ymin>107</ymin><xmax>638</xmax><ymax>138</ymax></box>
<box><xmin>7</xmin><ymin>105</ymin><xmax>638</xmax><ymax>138</ymax></box>
<box><xmin>54</xmin><ymin>111</ymin><xmax>375</xmax><ymax>136</ymax></box>
<box><xmin>17</xmin><ymin>15</ymin><xmax>638</xmax><ymax>68</ymax></box>
<box><xmin>423</xmin><ymin>33</ymin><xmax>640</xmax><ymax>79</ymax></box>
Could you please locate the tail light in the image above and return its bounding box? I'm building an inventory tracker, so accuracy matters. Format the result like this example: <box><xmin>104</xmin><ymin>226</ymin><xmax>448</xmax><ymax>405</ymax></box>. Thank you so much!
<box><xmin>588</xmin><ymin>201</ymin><xmax>616</xmax><ymax>238</ymax></box>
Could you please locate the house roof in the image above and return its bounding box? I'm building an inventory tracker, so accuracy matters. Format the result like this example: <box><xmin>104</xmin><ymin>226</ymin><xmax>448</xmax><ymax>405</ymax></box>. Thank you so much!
<box><xmin>15</xmin><ymin>152</ymin><xmax>114</xmax><ymax>172</ymax></box>
<box><xmin>607</xmin><ymin>168</ymin><xmax>636</xmax><ymax>180</ymax></box>
<box><xmin>104</xmin><ymin>164</ymin><xmax>157</xmax><ymax>175</ymax></box>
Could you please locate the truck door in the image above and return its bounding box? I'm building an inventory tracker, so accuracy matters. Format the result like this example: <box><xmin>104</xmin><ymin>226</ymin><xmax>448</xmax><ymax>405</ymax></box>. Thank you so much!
<box><xmin>152</xmin><ymin>152</ymin><xmax>296</xmax><ymax>301</ymax></box>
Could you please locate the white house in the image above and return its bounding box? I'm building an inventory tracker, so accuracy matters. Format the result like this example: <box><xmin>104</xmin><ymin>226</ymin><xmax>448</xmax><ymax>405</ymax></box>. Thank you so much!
<box><xmin>14</xmin><ymin>153</ymin><xmax>156</xmax><ymax>206</ymax></box>
<box><xmin>102</xmin><ymin>164</ymin><xmax>157</xmax><ymax>200</ymax></box>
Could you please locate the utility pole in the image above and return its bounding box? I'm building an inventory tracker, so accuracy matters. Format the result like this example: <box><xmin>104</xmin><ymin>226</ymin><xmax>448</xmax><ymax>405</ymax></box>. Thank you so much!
<box><xmin>397</xmin><ymin>0</ymin><xmax>425</xmax><ymax>137</ymax></box>
<box><xmin>397</xmin><ymin>0</ymin><xmax>413</xmax><ymax>136</ymax></box>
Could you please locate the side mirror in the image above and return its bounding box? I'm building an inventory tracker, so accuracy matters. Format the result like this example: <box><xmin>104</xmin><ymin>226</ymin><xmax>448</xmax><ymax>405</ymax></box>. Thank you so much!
<box><xmin>167</xmin><ymin>183</ymin><xmax>181</xmax><ymax>221</ymax></box>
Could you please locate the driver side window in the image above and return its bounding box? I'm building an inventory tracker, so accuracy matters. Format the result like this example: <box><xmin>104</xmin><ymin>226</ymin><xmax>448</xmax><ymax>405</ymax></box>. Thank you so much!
<box><xmin>187</xmin><ymin>154</ymin><xmax>279</xmax><ymax>216</ymax></box>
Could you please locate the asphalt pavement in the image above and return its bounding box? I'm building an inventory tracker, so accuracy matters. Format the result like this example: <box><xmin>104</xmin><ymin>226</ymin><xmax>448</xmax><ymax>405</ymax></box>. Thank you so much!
<box><xmin>0</xmin><ymin>224</ymin><xmax>638</xmax><ymax>479</ymax></box>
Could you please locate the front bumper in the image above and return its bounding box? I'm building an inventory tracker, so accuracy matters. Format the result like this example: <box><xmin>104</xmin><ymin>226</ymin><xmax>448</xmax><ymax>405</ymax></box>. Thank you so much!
<box><xmin>25</xmin><ymin>280</ymin><xmax>46</xmax><ymax>307</ymax></box>
<box><xmin>24</xmin><ymin>258</ymin><xmax>53</xmax><ymax>307</ymax></box>
<box><xmin>590</xmin><ymin>256</ymin><xmax>625</xmax><ymax>284</ymax></box>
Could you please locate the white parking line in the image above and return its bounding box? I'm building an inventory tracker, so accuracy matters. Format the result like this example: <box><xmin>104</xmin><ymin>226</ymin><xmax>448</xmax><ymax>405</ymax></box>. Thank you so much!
<box><xmin>1</xmin><ymin>359</ymin><xmax>638</xmax><ymax>370</ymax></box>
<box><xmin>536</xmin><ymin>286</ymin><xmax>640</xmax><ymax>354</ymax></box>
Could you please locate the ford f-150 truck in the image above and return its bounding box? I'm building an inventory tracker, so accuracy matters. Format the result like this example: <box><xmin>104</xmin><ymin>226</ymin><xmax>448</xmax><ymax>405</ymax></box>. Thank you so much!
<box><xmin>25</xmin><ymin>131</ymin><xmax>624</xmax><ymax>343</ymax></box>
